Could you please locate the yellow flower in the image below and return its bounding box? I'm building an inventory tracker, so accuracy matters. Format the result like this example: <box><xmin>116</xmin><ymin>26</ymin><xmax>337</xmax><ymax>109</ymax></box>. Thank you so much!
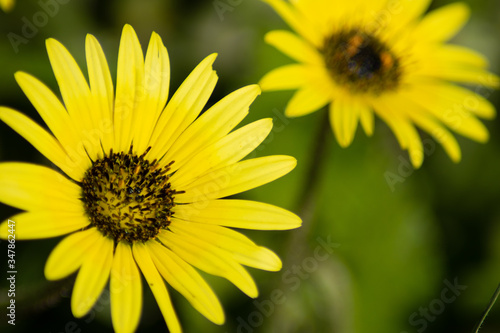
<box><xmin>260</xmin><ymin>0</ymin><xmax>498</xmax><ymax>167</ymax></box>
<box><xmin>0</xmin><ymin>0</ymin><xmax>14</xmax><ymax>12</ymax></box>
<box><xmin>0</xmin><ymin>24</ymin><xmax>301</xmax><ymax>333</ymax></box>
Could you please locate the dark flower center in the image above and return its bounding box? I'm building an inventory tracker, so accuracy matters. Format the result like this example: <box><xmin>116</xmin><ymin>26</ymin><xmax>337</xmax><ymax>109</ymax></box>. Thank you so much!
<box><xmin>322</xmin><ymin>29</ymin><xmax>401</xmax><ymax>94</ymax></box>
<box><xmin>81</xmin><ymin>147</ymin><xmax>181</xmax><ymax>243</ymax></box>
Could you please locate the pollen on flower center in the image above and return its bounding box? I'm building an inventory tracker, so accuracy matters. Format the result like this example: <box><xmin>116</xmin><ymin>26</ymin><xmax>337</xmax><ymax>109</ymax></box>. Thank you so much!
<box><xmin>81</xmin><ymin>146</ymin><xmax>181</xmax><ymax>243</ymax></box>
<box><xmin>322</xmin><ymin>29</ymin><xmax>401</xmax><ymax>94</ymax></box>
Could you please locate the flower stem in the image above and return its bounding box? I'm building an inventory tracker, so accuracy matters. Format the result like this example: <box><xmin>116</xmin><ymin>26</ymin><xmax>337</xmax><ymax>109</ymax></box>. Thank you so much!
<box><xmin>473</xmin><ymin>283</ymin><xmax>500</xmax><ymax>333</ymax></box>
<box><xmin>284</xmin><ymin>107</ymin><xmax>331</xmax><ymax>267</ymax></box>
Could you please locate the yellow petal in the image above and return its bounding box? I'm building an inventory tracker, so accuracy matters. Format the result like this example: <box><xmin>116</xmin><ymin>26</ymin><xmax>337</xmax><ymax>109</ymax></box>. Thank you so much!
<box><xmin>147</xmin><ymin>240</ymin><xmax>224</xmax><ymax>324</ymax></box>
<box><xmin>262</xmin><ymin>0</ymin><xmax>322</xmax><ymax>47</ymax></box>
<box><xmin>259</xmin><ymin>64</ymin><xmax>315</xmax><ymax>91</ymax></box>
<box><xmin>407</xmin><ymin>111</ymin><xmax>462</xmax><ymax>163</ymax></box>
<box><xmin>414</xmin><ymin>2</ymin><xmax>469</xmax><ymax>42</ymax></box>
<box><xmin>264</xmin><ymin>30</ymin><xmax>323</xmax><ymax>65</ymax></box>
<box><xmin>329</xmin><ymin>97</ymin><xmax>360</xmax><ymax>148</ymax></box>
<box><xmin>45</xmin><ymin>228</ymin><xmax>102</xmax><ymax>280</ymax></box>
<box><xmin>0</xmin><ymin>210</ymin><xmax>88</xmax><ymax>240</ymax></box>
<box><xmin>173</xmin><ymin>198</ymin><xmax>301</xmax><ymax>230</ymax></box>
<box><xmin>85</xmin><ymin>34</ymin><xmax>115</xmax><ymax>154</ymax></box>
<box><xmin>114</xmin><ymin>24</ymin><xmax>145</xmax><ymax>152</ymax></box>
<box><xmin>133</xmin><ymin>31</ymin><xmax>171</xmax><ymax>154</ymax></box>
<box><xmin>148</xmin><ymin>54</ymin><xmax>218</xmax><ymax>160</ymax></box>
<box><xmin>0</xmin><ymin>0</ymin><xmax>14</xmax><ymax>12</ymax></box>
<box><xmin>111</xmin><ymin>242</ymin><xmax>142</xmax><ymax>333</ymax></box>
<box><xmin>160</xmin><ymin>85</ymin><xmax>261</xmax><ymax>171</ymax></box>
<box><xmin>0</xmin><ymin>107</ymin><xmax>87</xmax><ymax>180</ymax></box>
<box><xmin>170</xmin><ymin>219</ymin><xmax>283</xmax><ymax>271</ymax></box>
<box><xmin>171</xmin><ymin>118</ymin><xmax>273</xmax><ymax>187</ymax></box>
<box><xmin>132</xmin><ymin>243</ymin><xmax>181</xmax><ymax>333</ymax></box>
<box><xmin>46</xmin><ymin>38</ymin><xmax>99</xmax><ymax>160</ymax></box>
<box><xmin>71</xmin><ymin>234</ymin><xmax>113</xmax><ymax>318</ymax></box>
<box><xmin>387</xmin><ymin>0</ymin><xmax>432</xmax><ymax>33</ymax></box>
<box><xmin>174</xmin><ymin>156</ymin><xmax>296</xmax><ymax>203</ymax></box>
<box><xmin>158</xmin><ymin>229</ymin><xmax>258</xmax><ymax>298</ymax></box>
<box><xmin>14</xmin><ymin>72</ymin><xmax>83</xmax><ymax>157</ymax></box>
<box><xmin>373</xmin><ymin>98</ymin><xmax>424</xmax><ymax>168</ymax></box>
<box><xmin>360</xmin><ymin>105</ymin><xmax>375</xmax><ymax>136</ymax></box>
<box><xmin>0</xmin><ymin>162</ymin><xmax>82</xmax><ymax>212</ymax></box>
<box><xmin>402</xmin><ymin>86</ymin><xmax>490</xmax><ymax>143</ymax></box>
<box><xmin>430</xmin><ymin>83</ymin><xmax>496</xmax><ymax>120</ymax></box>
<box><xmin>433</xmin><ymin>45</ymin><xmax>489</xmax><ymax>69</ymax></box>
<box><xmin>285</xmin><ymin>84</ymin><xmax>331</xmax><ymax>117</ymax></box>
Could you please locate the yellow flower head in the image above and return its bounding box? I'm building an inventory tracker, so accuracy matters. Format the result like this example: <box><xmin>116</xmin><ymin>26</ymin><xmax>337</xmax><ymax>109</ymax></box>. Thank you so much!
<box><xmin>260</xmin><ymin>0</ymin><xmax>498</xmax><ymax>167</ymax></box>
<box><xmin>0</xmin><ymin>24</ymin><xmax>301</xmax><ymax>333</ymax></box>
<box><xmin>0</xmin><ymin>0</ymin><xmax>14</xmax><ymax>12</ymax></box>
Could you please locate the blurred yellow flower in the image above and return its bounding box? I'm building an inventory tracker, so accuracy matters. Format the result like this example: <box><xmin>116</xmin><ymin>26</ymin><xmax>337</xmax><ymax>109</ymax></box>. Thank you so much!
<box><xmin>0</xmin><ymin>24</ymin><xmax>301</xmax><ymax>333</ymax></box>
<box><xmin>0</xmin><ymin>0</ymin><xmax>14</xmax><ymax>12</ymax></box>
<box><xmin>260</xmin><ymin>0</ymin><xmax>498</xmax><ymax>167</ymax></box>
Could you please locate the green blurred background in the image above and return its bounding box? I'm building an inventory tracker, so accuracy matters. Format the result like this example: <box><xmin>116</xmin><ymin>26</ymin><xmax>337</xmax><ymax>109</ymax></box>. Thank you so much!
<box><xmin>0</xmin><ymin>0</ymin><xmax>499</xmax><ymax>332</ymax></box>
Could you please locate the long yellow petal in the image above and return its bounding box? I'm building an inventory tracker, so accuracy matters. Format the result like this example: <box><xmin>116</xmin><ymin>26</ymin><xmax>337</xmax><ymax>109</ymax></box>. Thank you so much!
<box><xmin>147</xmin><ymin>240</ymin><xmax>225</xmax><ymax>325</ymax></box>
<box><xmin>85</xmin><ymin>34</ymin><xmax>115</xmax><ymax>154</ymax></box>
<box><xmin>111</xmin><ymin>242</ymin><xmax>142</xmax><ymax>333</ymax></box>
<box><xmin>0</xmin><ymin>162</ymin><xmax>82</xmax><ymax>212</ymax></box>
<box><xmin>259</xmin><ymin>64</ymin><xmax>312</xmax><ymax>91</ymax></box>
<box><xmin>45</xmin><ymin>228</ymin><xmax>102</xmax><ymax>281</ymax></box>
<box><xmin>46</xmin><ymin>38</ymin><xmax>99</xmax><ymax>160</ymax></box>
<box><xmin>0</xmin><ymin>107</ymin><xmax>87</xmax><ymax>180</ymax></box>
<box><xmin>329</xmin><ymin>97</ymin><xmax>360</xmax><ymax>148</ymax></box>
<box><xmin>359</xmin><ymin>105</ymin><xmax>375</xmax><ymax>136</ymax></box>
<box><xmin>114</xmin><ymin>24</ymin><xmax>145</xmax><ymax>152</ymax></box>
<box><xmin>160</xmin><ymin>85</ymin><xmax>260</xmax><ymax>170</ymax></box>
<box><xmin>0</xmin><ymin>210</ymin><xmax>88</xmax><ymax>240</ymax></box>
<box><xmin>423</xmin><ymin>82</ymin><xmax>496</xmax><ymax>120</ymax></box>
<box><xmin>173</xmin><ymin>199</ymin><xmax>301</xmax><ymax>230</ymax></box>
<box><xmin>373</xmin><ymin>98</ymin><xmax>424</xmax><ymax>168</ymax></box>
<box><xmin>386</xmin><ymin>0</ymin><xmax>432</xmax><ymax>34</ymax></box>
<box><xmin>406</xmin><ymin>110</ymin><xmax>462</xmax><ymax>163</ymax></box>
<box><xmin>132</xmin><ymin>32</ymin><xmax>171</xmax><ymax>154</ymax></box>
<box><xmin>401</xmin><ymin>86</ymin><xmax>490</xmax><ymax>143</ymax></box>
<box><xmin>14</xmin><ymin>72</ymin><xmax>83</xmax><ymax>157</ymax></box>
<box><xmin>285</xmin><ymin>84</ymin><xmax>331</xmax><ymax>117</ymax></box>
<box><xmin>171</xmin><ymin>118</ymin><xmax>273</xmax><ymax>187</ymax></box>
<box><xmin>414</xmin><ymin>2</ymin><xmax>469</xmax><ymax>42</ymax></box>
<box><xmin>432</xmin><ymin>45</ymin><xmax>489</xmax><ymax>70</ymax></box>
<box><xmin>264</xmin><ymin>30</ymin><xmax>323</xmax><ymax>65</ymax></box>
<box><xmin>170</xmin><ymin>220</ymin><xmax>283</xmax><ymax>271</ymax></box>
<box><xmin>262</xmin><ymin>0</ymin><xmax>322</xmax><ymax>47</ymax></box>
<box><xmin>132</xmin><ymin>243</ymin><xmax>181</xmax><ymax>333</ymax></box>
<box><xmin>159</xmin><ymin>229</ymin><xmax>258</xmax><ymax>298</ymax></box>
<box><xmin>148</xmin><ymin>54</ymin><xmax>218</xmax><ymax>160</ymax></box>
<box><xmin>174</xmin><ymin>156</ymin><xmax>296</xmax><ymax>203</ymax></box>
<box><xmin>71</xmin><ymin>234</ymin><xmax>113</xmax><ymax>318</ymax></box>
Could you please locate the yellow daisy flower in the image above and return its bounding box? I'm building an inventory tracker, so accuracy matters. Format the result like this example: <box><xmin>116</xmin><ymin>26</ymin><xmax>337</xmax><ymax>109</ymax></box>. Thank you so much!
<box><xmin>260</xmin><ymin>0</ymin><xmax>498</xmax><ymax>167</ymax></box>
<box><xmin>0</xmin><ymin>0</ymin><xmax>14</xmax><ymax>12</ymax></box>
<box><xmin>0</xmin><ymin>24</ymin><xmax>301</xmax><ymax>333</ymax></box>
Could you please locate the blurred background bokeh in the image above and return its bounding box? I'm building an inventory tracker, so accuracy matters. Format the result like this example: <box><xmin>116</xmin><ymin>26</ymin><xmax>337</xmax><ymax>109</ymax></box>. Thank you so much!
<box><xmin>0</xmin><ymin>0</ymin><xmax>499</xmax><ymax>332</ymax></box>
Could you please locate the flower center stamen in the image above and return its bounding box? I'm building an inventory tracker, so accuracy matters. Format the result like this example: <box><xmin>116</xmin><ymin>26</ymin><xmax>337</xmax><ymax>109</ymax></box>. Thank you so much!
<box><xmin>81</xmin><ymin>146</ymin><xmax>181</xmax><ymax>243</ymax></box>
<box><xmin>322</xmin><ymin>29</ymin><xmax>401</xmax><ymax>94</ymax></box>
